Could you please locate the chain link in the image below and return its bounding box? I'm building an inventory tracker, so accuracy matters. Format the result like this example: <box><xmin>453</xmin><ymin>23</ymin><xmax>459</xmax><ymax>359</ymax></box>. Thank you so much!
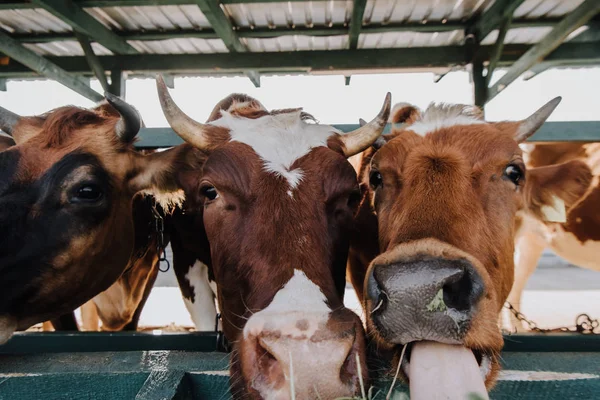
<box><xmin>152</xmin><ymin>205</ymin><xmax>170</xmax><ymax>273</ymax></box>
<box><xmin>504</xmin><ymin>302</ymin><xmax>599</xmax><ymax>334</ymax></box>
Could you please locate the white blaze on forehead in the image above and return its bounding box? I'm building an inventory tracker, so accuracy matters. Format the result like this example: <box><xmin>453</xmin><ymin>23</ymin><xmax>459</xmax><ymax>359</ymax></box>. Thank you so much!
<box><xmin>406</xmin><ymin>103</ymin><xmax>485</xmax><ymax>137</ymax></box>
<box><xmin>210</xmin><ymin>110</ymin><xmax>341</xmax><ymax>188</ymax></box>
<box><xmin>243</xmin><ymin>269</ymin><xmax>331</xmax><ymax>339</ymax></box>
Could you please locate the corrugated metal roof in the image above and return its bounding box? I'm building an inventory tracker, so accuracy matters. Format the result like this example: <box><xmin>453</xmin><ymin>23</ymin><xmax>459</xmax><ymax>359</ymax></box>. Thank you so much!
<box><xmin>0</xmin><ymin>0</ymin><xmax>596</xmax><ymax>59</ymax></box>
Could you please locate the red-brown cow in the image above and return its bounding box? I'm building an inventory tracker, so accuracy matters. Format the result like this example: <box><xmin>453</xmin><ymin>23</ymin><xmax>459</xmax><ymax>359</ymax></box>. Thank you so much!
<box><xmin>0</xmin><ymin>96</ymin><xmax>182</xmax><ymax>342</ymax></box>
<box><xmin>506</xmin><ymin>141</ymin><xmax>600</xmax><ymax>332</ymax></box>
<box><xmin>156</xmin><ymin>77</ymin><xmax>390</xmax><ymax>399</ymax></box>
<box><xmin>349</xmin><ymin>98</ymin><xmax>592</xmax><ymax>399</ymax></box>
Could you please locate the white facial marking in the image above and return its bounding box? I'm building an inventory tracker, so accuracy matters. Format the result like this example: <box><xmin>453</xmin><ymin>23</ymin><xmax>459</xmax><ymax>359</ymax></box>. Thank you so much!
<box><xmin>540</xmin><ymin>195</ymin><xmax>567</xmax><ymax>223</ymax></box>
<box><xmin>182</xmin><ymin>261</ymin><xmax>218</xmax><ymax>331</ymax></box>
<box><xmin>210</xmin><ymin>110</ymin><xmax>341</xmax><ymax>188</ymax></box>
<box><xmin>409</xmin><ymin>116</ymin><xmax>485</xmax><ymax>137</ymax></box>
<box><xmin>243</xmin><ymin>269</ymin><xmax>331</xmax><ymax>339</ymax></box>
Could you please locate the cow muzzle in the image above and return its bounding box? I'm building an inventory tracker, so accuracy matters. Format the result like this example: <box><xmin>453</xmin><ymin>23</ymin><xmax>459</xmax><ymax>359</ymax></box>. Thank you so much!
<box><xmin>240</xmin><ymin>309</ymin><xmax>366</xmax><ymax>399</ymax></box>
<box><xmin>366</xmin><ymin>245</ymin><xmax>493</xmax><ymax>399</ymax></box>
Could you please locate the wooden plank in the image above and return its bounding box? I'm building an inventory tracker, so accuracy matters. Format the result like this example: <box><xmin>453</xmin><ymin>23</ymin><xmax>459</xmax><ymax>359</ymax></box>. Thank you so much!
<box><xmin>30</xmin><ymin>0</ymin><xmax>138</xmax><ymax>55</ymax></box>
<box><xmin>468</xmin><ymin>0</ymin><xmax>525</xmax><ymax>41</ymax></box>
<box><xmin>486</xmin><ymin>13</ymin><xmax>513</xmax><ymax>85</ymax></box>
<box><xmin>488</xmin><ymin>0</ymin><xmax>600</xmax><ymax>102</ymax></box>
<box><xmin>75</xmin><ymin>31</ymin><xmax>110</xmax><ymax>92</ymax></box>
<box><xmin>348</xmin><ymin>0</ymin><xmax>367</xmax><ymax>49</ymax></box>
<box><xmin>0</xmin><ymin>29</ymin><xmax>103</xmax><ymax>101</ymax></box>
<box><xmin>0</xmin><ymin>42</ymin><xmax>598</xmax><ymax>78</ymax></box>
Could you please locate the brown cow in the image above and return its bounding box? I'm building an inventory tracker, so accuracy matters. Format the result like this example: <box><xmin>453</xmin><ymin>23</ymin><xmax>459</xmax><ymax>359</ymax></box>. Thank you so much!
<box><xmin>0</xmin><ymin>95</ymin><xmax>182</xmax><ymax>343</ymax></box>
<box><xmin>349</xmin><ymin>98</ymin><xmax>592</xmax><ymax>399</ymax></box>
<box><xmin>156</xmin><ymin>77</ymin><xmax>390</xmax><ymax>399</ymax></box>
<box><xmin>506</xmin><ymin>141</ymin><xmax>600</xmax><ymax>331</ymax></box>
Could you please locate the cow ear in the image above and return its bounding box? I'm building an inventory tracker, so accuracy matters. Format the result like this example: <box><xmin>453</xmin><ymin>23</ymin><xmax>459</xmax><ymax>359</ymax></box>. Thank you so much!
<box><xmin>128</xmin><ymin>145</ymin><xmax>202</xmax><ymax>208</ymax></box>
<box><xmin>0</xmin><ymin>134</ymin><xmax>15</xmax><ymax>151</ymax></box>
<box><xmin>390</xmin><ymin>102</ymin><xmax>421</xmax><ymax>124</ymax></box>
<box><xmin>525</xmin><ymin>160</ymin><xmax>592</xmax><ymax>223</ymax></box>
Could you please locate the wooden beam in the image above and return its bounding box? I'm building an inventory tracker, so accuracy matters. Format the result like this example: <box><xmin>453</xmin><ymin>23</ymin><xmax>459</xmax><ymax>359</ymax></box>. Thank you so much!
<box><xmin>10</xmin><ymin>19</ymin><xmax>569</xmax><ymax>44</ymax></box>
<box><xmin>192</xmin><ymin>0</ymin><xmax>260</xmax><ymax>86</ymax></box>
<box><xmin>0</xmin><ymin>43</ymin><xmax>598</xmax><ymax>78</ymax></box>
<box><xmin>469</xmin><ymin>0</ymin><xmax>524</xmax><ymax>41</ymax></box>
<box><xmin>348</xmin><ymin>0</ymin><xmax>367</xmax><ymax>49</ymax></box>
<box><xmin>486</xmin><ymin>13</ymin><xmax>513</xmax><ymax>85</ymax></box>
<box><xmin>74</xmin><ymin>31</ymin><xmax>110</xmax><ymax>92</ymax></box>
<box><xmin>30</xmin><ymin>0</ymin><xmax>137</xmax><ymax>55</ymax></box>
<box><xmin>472</xmin><ymin>58</ymin><xmax>487</xmax><ymax>108</ymax></box>
<box><xmin>488</xmin><ymin>0</ymin><xmax>600</xmax><ymax>102</ymax></box>
<box><xmin>0</xmin><ymin>29</ymin><xmax>103</xmax><ymax>101</ymax></box>
<box><xmin>109</xmin><ymin>69</ymin><xmax>126</xmax><ymax>97</ymax></box>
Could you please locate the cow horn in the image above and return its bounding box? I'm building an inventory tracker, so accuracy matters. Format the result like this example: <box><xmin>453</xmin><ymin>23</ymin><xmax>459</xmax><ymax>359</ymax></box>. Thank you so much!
<box><xmin>156</xmin><ymin>75</ymin><xmax>211</xmax><ymax>150</ymax></box>
<box><xmin>515</xmin><ymin>96</ymin><xmax>561</xmax><ymax>143</ymax></box>
<box><xmin>104</xmin><ymin>92</ymin><xmax>142</xmax><ymax>143</ymax></box>
<box><xmin>340</xmin><ymin>92</ymin><xmax>391</xmax><ymax>157</ymax></box>
<box><xmin>0</xmin><ymin>106</ymin><xmax>21</xmax><ymax>136</ymax></box>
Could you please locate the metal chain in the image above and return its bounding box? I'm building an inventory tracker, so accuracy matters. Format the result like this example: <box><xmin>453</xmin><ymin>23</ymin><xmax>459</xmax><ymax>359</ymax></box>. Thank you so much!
<box><xmin>152</xmin><ymin>206</ymin><xmax>170</xmax><ymax>273</ymax></box>
<box><xmin>504</xmin><ymin>302</ymin><xmax>599</xmax><ymax>334</ymax></box>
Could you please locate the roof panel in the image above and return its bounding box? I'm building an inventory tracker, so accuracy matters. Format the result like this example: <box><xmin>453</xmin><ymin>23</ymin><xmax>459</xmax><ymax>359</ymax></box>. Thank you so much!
<box><xmin>224</xmin><ymin>1</ymin><xmax>352</xmax><ymax>29</ymax></box>
<box><xmin>359</xmin><ymin>30</ymin><xmax>465</xmax><ymax>49</ymax></box>
<box><xmin>84</xmin><ymin>5</ymin><xmax>212</xmax><ymax>32</ymax></box>
<box><xmin>514</xmin><ymin>0</ymin><xmax>586</xmax><ymax>19</ymax></box>
<box><xmin>481</xmin><ymin>26</ymin><xmax>554</xmax><ymax>45</ymax></box>
<box><xmin>0</xmin><ymin>9</ymin><xmax>71</xmax><ymax>33</ymax></box>
<box><xmin>23</xmin><ymin>41</ymin><xmax>112</xmax><ymax>57</ymax></box>
<box><xmin>128</xmin><ymin>38</ymin><xmax>228</xmax><ymax>54</ymax></box>
<box><xmin>245</xmin><ymin>35</ymin><xmax>348</xmax><ymax>52</ymax></box>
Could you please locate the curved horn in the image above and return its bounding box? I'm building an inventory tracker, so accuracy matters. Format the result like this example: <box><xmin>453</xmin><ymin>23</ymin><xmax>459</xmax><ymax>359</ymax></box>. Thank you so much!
<box><xmin>515</xmin><ymin>96</ymin><xmax>561</xmax><ymax>143</ymax></box>
<box><xmin>0</xmin><ymin>106</ymin><xmax>21</xmax><ymax>136</ymax></box>
<box><xmin>155</xmin><ymin>75</ymin><xmax>211</xmax><ymax>150</ymax></box>
<box><xmin>104</xmin><ymin>92</ymin><xmax>142</xmax><ymax>143</ymax></box>
<box><xmin>340</xmin><ymin>92</ymin><xmax>391</xmax><ymax>157</ymax></box>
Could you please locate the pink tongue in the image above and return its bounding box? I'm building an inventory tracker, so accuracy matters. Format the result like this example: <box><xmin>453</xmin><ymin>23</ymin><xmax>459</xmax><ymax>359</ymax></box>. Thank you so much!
<box><xmin>409</xmin><ymin>341</ymin><xmax>489</xmax><ymax>400</ymax></box>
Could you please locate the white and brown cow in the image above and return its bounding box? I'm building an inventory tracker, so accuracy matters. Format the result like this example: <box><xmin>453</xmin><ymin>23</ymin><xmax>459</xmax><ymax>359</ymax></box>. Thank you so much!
<box><xmin>156</xmin><ymin>76</ymin><xmax>390</xmax><ymax>399</ymax></box>
<box><xmin>0</xmin><ymin>95</ymin><xmax>183</xmax><ymax>342</ymax></box>
<box><xmin>506</xmin><ymin>141</ymin><xmax>600</xmax><ymax>332</ymax></box>
<box><xmin>348</xmin><ymin>98</ymin><xmax>592</xmax><ymax>399</ymax></box>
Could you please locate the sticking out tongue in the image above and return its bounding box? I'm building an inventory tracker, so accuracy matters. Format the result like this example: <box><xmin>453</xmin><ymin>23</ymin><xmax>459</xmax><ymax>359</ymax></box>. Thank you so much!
<box><xmin>409</xmin><ymin>341</ymin><xmax>489</xmax><ymax>400</ymax></box>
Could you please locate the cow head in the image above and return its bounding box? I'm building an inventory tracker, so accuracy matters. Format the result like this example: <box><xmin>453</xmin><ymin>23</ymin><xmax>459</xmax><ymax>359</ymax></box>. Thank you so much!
<box><xmin>357</xmin><ymin>98</ymin><xmax>592</xmax><ymax>398</ymax></box>
<box><xmin>0</xmin><ymin>96</ymin><xmax>181</xmax><ymax>343</ymax></box>
<box><xmin>156</xmin><ymin>77</ymin><xmax>390</xmax><ymax>399</ymax></box>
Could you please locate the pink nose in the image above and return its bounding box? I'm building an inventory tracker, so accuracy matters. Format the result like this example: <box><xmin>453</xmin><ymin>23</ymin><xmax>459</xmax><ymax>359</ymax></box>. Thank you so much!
<box><xmin>240</xmin><ymin>310</ymin><xmax>366</xmax><ymax>399</ymax></box>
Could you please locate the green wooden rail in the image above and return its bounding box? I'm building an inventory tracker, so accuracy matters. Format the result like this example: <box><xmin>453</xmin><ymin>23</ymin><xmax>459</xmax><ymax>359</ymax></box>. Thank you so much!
<box><xmin>0</xmin><ymin>333</ymin><xmax>599</xmax><ymax>399</ymax></box>
<box><xmin>134</xmin><ymin>121</ymin><xmax>600</xmax><ymax>149</ymax></box>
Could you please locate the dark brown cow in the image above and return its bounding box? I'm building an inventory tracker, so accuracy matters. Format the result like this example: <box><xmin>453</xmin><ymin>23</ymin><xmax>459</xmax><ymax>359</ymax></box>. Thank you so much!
<box><xmin>156</xmin><ymin>77</ymin><xmax>390</xmax><ymax>399</ymax></box>
<box><xmin>506</xmin><ymin>141</ymin><xmax>600</xmax><ymax>331</ymax></box>
<box><xmin>349</xmin><ymin>98</ymin><xmax>592</xmax><ymax>399</ymax></box>
<box><xmin>0</xmin><ymin>96</ymin><xmax>182</xmax><ymax>342</ymax></box>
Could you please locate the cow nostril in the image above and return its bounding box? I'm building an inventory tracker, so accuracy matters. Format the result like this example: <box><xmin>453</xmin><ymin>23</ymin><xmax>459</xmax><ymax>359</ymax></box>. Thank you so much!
<box><xmin>442</xmin><ymin>270</ymin><xmax>473</xmax><ymax>311</ymax></box>
<box><xmin>370</xmin><ymin>290</ymin><xmax>388</xmax><ymax>315</ymax></box>
<box><xmin>256</xmin><ymin>338</ymin><xmax>284</xmax><ymax>386</ymax></box>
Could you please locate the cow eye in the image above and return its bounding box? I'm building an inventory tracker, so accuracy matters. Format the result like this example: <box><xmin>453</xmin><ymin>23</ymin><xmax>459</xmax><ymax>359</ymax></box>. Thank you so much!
<box><xmin>72</xmin><ymin>184</ymin><xmax>103</xmax><ymax>203</ymax></box>
<box><xmin>200</xmin><ymin>185</ymin><xmax>219</xmax><ymax>201</ymax></box>
<box><xmin>369</xmin><ymin>170</ymin><xmax>383</xmax><ymax>189</ymax></box>
<box><xmin>504</xmin><ymin>164</ymin><xmax>523</xmax><ymax>185</ymax></box>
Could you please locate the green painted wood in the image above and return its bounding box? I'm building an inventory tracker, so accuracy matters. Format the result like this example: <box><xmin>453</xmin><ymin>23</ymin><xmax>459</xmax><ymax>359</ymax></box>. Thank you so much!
<box><xmin>130</xmin><ymin>121</ymin><xmax>600</xmax><ymax>148</ymax></box>
<box><xmin>0</xmin><ymin>347</ymin><xmax>599</xmax><ymax>399</ymax></box>
<box><xmin>468</xmin><ymin>0</ymin><xmax>525</xmax><ymax>41</ymax></box>
<box><xmin>30</xmin><ymin>0</ymin><xmax>138</xmax><ymax>55</ymax></box>
<box><xmin>135</xmin><ymin>370</ymin><xmax>190</xmax><ymax>400</ymax></box>
<box><xmin>0</xmin><ymin>332</ymin><xmax>227</xmax><ymax>354</ymax></box>
<box><xmin>486</xmin><ymin>13</ymin><xmax>513</xmax><ymax>86</ymax></box>
<box><xmin>74</xmin><ymin>31</ymin><xmax>110</xmax><ymax>92</ymax></box>
<box><xmin>348</xmin><ymin>0</ymin><xmax>367</xmax><ymax>49</ymax></box>
<box><xmin>488</xmin><ymin>0</ymin><xmax>600</xmax><ymax>103</ymax></box>
<box><xmin>0</xmin><ymin>30</ymin><xmax>103</xmax><ymax>101</ymax></box>
<box><xmin>10</xmin><ymin>20</ymin><xmax>568</xmax><ymax>44</ymax></box>
<box><xmin>1</xmin><ymin>42</ymin><xmax>598</xmax><ymax>79</ymax></box>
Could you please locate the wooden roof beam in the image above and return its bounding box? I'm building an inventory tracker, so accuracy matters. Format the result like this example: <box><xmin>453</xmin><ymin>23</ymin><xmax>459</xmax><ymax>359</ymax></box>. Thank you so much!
<box><xmin>0</xmin><ymin>29</ymin><xmax>103</xmax><ymax>101</ymax></box>
<box><xmin>487</xmin><ymin>0</ymin><xmax>600</xmax><ymax>103</ymax></box>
